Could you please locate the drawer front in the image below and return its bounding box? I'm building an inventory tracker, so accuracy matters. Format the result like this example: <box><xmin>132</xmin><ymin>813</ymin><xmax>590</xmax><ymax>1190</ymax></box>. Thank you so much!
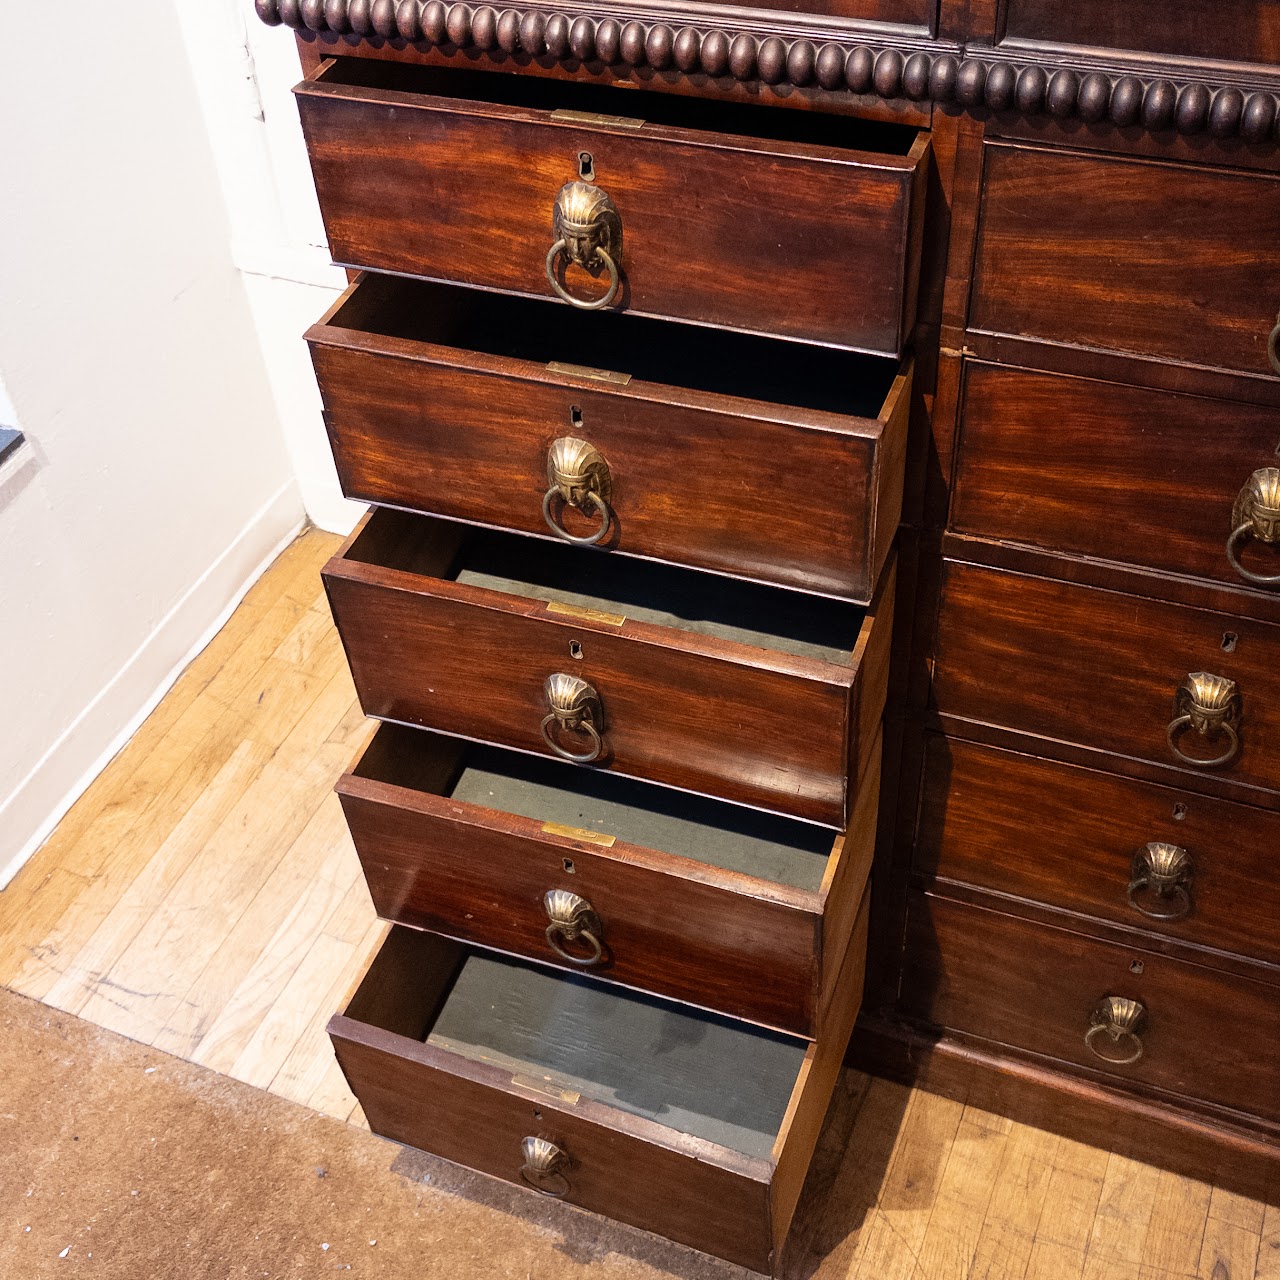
<box><xmin>295</xmin><ymin>65</ymin><xmax>927</xmax><ymax>354</ymax></box>
<box><xmin>934</xmin><ymin>560</ymin><xmax>1280</xmax><ymax>797</ymax></box>
<box><xmin>332</xmin><ymin>1031</ymin><xmax>774</xmax><ymax>1268</ymax></box>
<box><xmin>952</xmin><ymin>362</ymin><xmax>1280</xmax><ymax>590</ymax></box>
<box><xmin>916</xmin><ymin>736</ymin><xmax>1280</xmax><ymax>969</ymax></box>
<box><xmin>310</xmin><ymin>292</ymin><xmax>910</xmax><ymax>604</ymax></box>
<box><xmin>970</xmin><ymin>143</ymin><xmax>1280</xmax><ymax>378</ymax></box>
<box><xmin>1003</xmin><ymin>0</ymin><xmax>1280</xmax><ymax>64</ymax></box>
<box><xmin>337</xmin><ymin>733</ymin><xmax>879</xmax><ymax>1036</ymax></box>
<box><xmin>324</xmin><ymin>514</ymin><xmax>892</xmax><ymax>826</ymax></box>
<box><xmin>902</xmin><ymin>893</ymin><xmax>1280</xmax><ymax>1123</ymax></box>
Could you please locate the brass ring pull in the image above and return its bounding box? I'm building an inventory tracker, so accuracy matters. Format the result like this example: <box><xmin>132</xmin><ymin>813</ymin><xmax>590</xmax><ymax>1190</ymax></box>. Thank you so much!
<box><xmin>1268</xmin><ymin>313</ymin><xmax>1280</xmax><ymax>376</ymax></box>
<box><xmin>1226</xmin><ymin>468</ymin><xmax>1280</xmax><ymax>587</ymax></box>
<box><xmin>542</xmin><ymin>890</ymin><xmax>605</xmax><ymax>967</ymax></box>
<box><xmin>545</xmin><ymin>180</ymin><xmax>623</xmax><ymax>312</ymax></box>
<box><xmin>1166</xmin><ymin>673</ymin><xmax>1241</xmax><ymax>769</ymax></box>
<box><xmin>540</xmin><ymin>673</ymin><xmax>605</xmax><ymax>764</ymax></box>
<box><xmin>1126</xmin><ymin>842</ymin><xmax>1193</xmax><ymax>921</ymax></box>
<box><xmin>1085</xmin><ymin>996</ymin><xmax>1147</xmax><ymax>1066</ymax></box>
<box><xmin>545</xmin><ymin>240</ymin><xmax>620</xmax><ymax>310</ymax></box>
<box><xmin>520</xmin><ymin>1137</ymin><xmax>571</xmax><ymax>1198</ymax></box>
<box><xmin>541</xmin><ymin>438</ymin><xmax>614</xmax><ymax>546</ymax></box>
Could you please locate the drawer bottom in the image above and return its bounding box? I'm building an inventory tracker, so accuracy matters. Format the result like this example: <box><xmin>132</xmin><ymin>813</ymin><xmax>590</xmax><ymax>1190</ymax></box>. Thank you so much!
<box><xmin>330</xmin><ymin>907</ymin><xmax>869</xmax><ymax>1273</ymax></box>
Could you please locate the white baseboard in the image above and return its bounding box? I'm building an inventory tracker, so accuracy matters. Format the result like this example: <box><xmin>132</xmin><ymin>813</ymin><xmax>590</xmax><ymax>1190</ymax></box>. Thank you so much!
<box><xmin>0</xmin><ymin>480</ymin><xmax>307</xmax><ymax>889</ymax></box>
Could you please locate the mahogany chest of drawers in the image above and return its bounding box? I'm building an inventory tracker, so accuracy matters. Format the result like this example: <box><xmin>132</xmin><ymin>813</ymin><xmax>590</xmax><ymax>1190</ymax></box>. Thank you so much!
<box><xmin>259</xmin><ymin>0</ymin><xmax>1280</xmax><ymax>1265</ymax></box>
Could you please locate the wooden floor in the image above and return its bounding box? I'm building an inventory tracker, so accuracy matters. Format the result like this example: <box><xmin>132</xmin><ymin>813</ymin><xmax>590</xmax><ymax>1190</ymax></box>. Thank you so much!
<box><xmin>1</xmin><ymin>527</ymin><xmax>1276</xmax><ymax>1279</ymax></box>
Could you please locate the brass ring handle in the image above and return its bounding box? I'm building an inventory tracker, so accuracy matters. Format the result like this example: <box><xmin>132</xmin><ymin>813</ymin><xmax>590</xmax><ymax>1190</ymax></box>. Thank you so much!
<box><xmin>542</xmin><ymin>890</ymin><xmax>605</xmax><ymax>967</ymax></box>
<box><xmin>1085</xmin><ymin>996</ymin><xmax>1146</xmax><ymax>1066</ymax></box>
<box><xmin>540</xmin><ymin>674</ymin><xmax>605</xmax><ymax>764</ymax></box>
<box><xmin>543</xmin><ymin>487</ymin><xmax>612</xmax><ymax>544</ymax></box>
<box><xmin>1126</xmin><ymin>842</ymin><xmax>1193</xmax><ymax>921</ymax></box>
<box><xmin>545</xmin><ymin>180</ymin><xmax>623</xmax><ymax>312</ymax></box>
<box><xmin>1166</xmin><ymin>673</ymin><xmax>1241</xmax><ymax>769</ymax></box>
<box><xmin>520</xmin><ymin>1137</ymin><xmax>571</xmax><ymax>1198</ymax></box>
<box><xmin>541</xmin><ymin>437</ymin><xmax>614</xmax><ymax>546</ymax></box>
<box><xmin>1226</xmin><ymin>468</ymin><xmax>1280</xmax><ymax>587</ymax></box>
<box><xmin>1166</xmin><ymin>715</ymin><xmax>1240</xmax><ymax>768</ymax></box>
<box><xmin>545</xmin><ymin>241</ymin><xmax>620</xmax><ymax>311</ymax></box>
<box><xmin>1268</xmin><ymin>313</ymin><xmax>1280</xmax><ymax>376</ymax></box>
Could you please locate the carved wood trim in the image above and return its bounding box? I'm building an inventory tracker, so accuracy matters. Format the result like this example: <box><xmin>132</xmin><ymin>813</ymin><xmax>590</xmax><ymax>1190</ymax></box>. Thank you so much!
<box><xmin>257</xmin><ymin>0</ymin><xmax>1280</xmax><ymax>142</ymax></box>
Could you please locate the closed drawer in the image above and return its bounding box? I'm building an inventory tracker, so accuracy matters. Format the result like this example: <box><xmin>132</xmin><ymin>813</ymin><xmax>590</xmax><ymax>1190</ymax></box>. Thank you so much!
<box><xmin>933</xmin><ymin>559</ymin><xmax>1280</xmax><ymax>798</ymax></box>
<box><xmin>310</xmin><ymin>273</ymin><xmax>911</xmax><ymax>603</ymax></box>
<box><xmin>324</xmin><ymin>509</ymin><xmax>893</xmax><ymax>826</ymax></box>
<box><xmin>330</xmin><ymin>915</ymin><xmax>868</xmax><ymax>1272</ymax></box>
<box><xmin>901</xmin><ymin>893</ymin><xmax>1280</xmax><ymax>1124</ymax></box>
<box><xmin>970</xmin><ymin>142</ymin><xmax>1280</xmax><ymax>379</ymax></box>
<box><xmin>915</xmin><ymin>736</ymin><xmax>1280</xmax><ymax>970</ymax></box>
<box><xmin>339</xmin><ymin>723</ymin><xmax>880</xmax><ymax>1037</ymax></box>
<box><xmin>295</xmin><ymin>59</ymin><xmax>929</xmax><ymax>355</ymax></box>
<box><xmin>1002</xmin><ymin>0</ymin><xmax>1280</xmax><ymax>64</ymax></box>
<box><xmin>952</xmin><ymin>362</ymin><xmax>1280</xmax><ymax>591</ymax></box>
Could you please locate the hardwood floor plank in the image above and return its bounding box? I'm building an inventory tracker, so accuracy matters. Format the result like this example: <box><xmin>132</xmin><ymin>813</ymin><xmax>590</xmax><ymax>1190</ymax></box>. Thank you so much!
<box><xmin>1081</xmin><ymin>1153</ymin><xmax>1165</xmax><ymax>1280</ymax></box>
<box><xmin>1141</xmin><ymin>1168</ymin><xmax>1213</xmax><ymax>1276</ymax></box>
<box><xmin>968</xmin><ymin>1123</ymin><xmax>1060</xmax><ymax>1280</ymax></box>
<box><xmin>1195</xmin><ymin>1214</ymin><xmax>1262</xmax><ymax>1280</ymax></box>
<box><xmin>1256</xmin><ymin>1204</ymin><xmax>1280</xmax><ymax>1279</ymax></box>
<box><xmin>1023</xmin><ymin>1136</ymin><xmax>1110</xmax><ymax>1280</ymax></box>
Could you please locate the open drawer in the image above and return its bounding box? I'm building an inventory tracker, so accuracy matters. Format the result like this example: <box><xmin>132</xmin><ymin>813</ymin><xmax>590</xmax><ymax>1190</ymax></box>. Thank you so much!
<box><xmin>329</xmin><ymin>916</ymin><xmax>869</xmax><ymax>1273</ymax></box>
<box><xmin>295</xmin><ymin>59</ymin><xmax>929</xmax><ymax>355</ymax></box>
<box><xmin>323</xmin><ymin>509</ymin><xmax>894</xmax><ymax>827</ymax></box>
<box><xmin>337</xmin><ymin>722</ymin><xmax>880</xmax><ymax>1037</ymax></box>
<box><xmin>309</xmin><ymin>274</ymin><xmax>910</xmax><ymax>604</ymax></box>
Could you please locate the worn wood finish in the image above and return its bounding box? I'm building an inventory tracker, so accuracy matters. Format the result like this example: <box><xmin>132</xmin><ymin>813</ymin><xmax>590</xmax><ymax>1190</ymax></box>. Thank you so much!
<box><xmin>915</xmin><ymin>736</ymin><xmax>1280</xmax><ymax>975</ymax></box>
<box><xmin>337</xmin><ymin>722</ymin><xmax>879</xmax><ymax>1036</ymax></box>
<box><xmin>309</xmin><ymin>274</ymin><xmax>911</xmax><ymax>603</ymax></box>
<box><xmin>969</xmin><ymin>142</ymin><xmax>1280</xmax><ymax>381</ymax></box>
<box><xmin>900</xmin><ymin>892</ymin><xmax>1280</xmax><ymax>1127</ymax></box>
<box><xmin>932</xmin><ymin>558</ymin><xmax>1280</xmax><ymax>800</ymax></box>
<box><xmin>330</xmin><ymin>911</ymin><xmax>870</xmax><ymax>1274</ymax></box>
<box><xmin>323</xmin><ymin>508</ymin><xmax>893</xmax><ymax>826</ymax></box>
<box><xmin>1000</xmin><ymin>0</ymin><xmax>1280</xmax><ymax>65</ymax></box>
<box><xmin>952</xmin><ymin>362</ymin><xmax>1280</xmax><ymax>591</ymax></box>
<box><xmin>294</xmin><ymin>58</ymin><xmax>929</xmax><ymax>355</ymax></box>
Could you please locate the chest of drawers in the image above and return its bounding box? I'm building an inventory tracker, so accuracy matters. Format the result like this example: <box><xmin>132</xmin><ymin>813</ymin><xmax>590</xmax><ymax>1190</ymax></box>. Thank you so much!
<box><xmin>258</xmin><ymin>0</ymin><xmax>1280</xmax><ymax>1263</ymax></box>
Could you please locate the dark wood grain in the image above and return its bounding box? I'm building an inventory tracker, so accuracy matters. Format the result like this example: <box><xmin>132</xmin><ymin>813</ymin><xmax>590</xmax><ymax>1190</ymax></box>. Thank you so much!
<box><xmin>915</xmin><ymin>736</ymin><xmax>1280</xmax><ymax>973</ymax></box>
<box><xmin>970</xmin><ymin>142</ymin><xmax>1280</xmax><ymax>379</ymax></box>
<box><xmin>294</xmin><ymin>59</ymin><xmax>928</xmax><ymax>354</ymax></box>
<box><xmin>952</xmin><ymin>362</ymin><xmax>1280</xmax><ymax>589</ymax></box>
<box><xmin>337</xmin><ymin>723</ymin><xmax>878</xmax><ymax>1036</ymax></box>
<box><xmin>1001</xmin><ymin>0</ymin><xmax>1280</xmax><ymax>65</ymax></box>
<box><xmin>324</xmin><ymin>509</ymin><xmax>893</xmax><ymax>826</ymax></box>
<box><xmin>901</xmin><ymin>892</ymin><xmax>1280</xmax><ymax>1123</ymax></box>
<box><xmin>309</xmin><ymin>273</ymin><xmax>911</xmax><ymax>603</ymax></box>
<box><xmin>933</xmin><ymin>559</ymin><xmax>1280</xmax><ymax>799</ymax></box>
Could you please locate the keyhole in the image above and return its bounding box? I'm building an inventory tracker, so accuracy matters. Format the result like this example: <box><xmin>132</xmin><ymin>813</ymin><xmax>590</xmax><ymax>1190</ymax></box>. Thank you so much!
<box><xmin>1129</xmin><ymin>960</ymin><xmax>1144</xmax><ymax>975</ymax></box>
<box><xmin>1222</xmin><ymin>631</ymin><xmax>1238</xmax><ymax>652</ymax></box>
<box><xmin>570</xmin><ymin>405</ymin><xmax>583</xmax><ymax>427</ymax></box>
<box><xmin>578</xmin><ymin>151</ymin><xmax>594</xmax><ymax>181</ymax></box>
<box><xmin>1172</xmin><ymin>803</ymin><xmax>1188</xmax><ymax>821</ymax></box>
<box><xmin>562</xmin><ymin>859</ymin><xmax>575</xmax><ymax>874</ymax></box>
<box><xmin>569</xmin><ymin>640</ymin><xmax>583</xmax><ymax>660</ymax></box>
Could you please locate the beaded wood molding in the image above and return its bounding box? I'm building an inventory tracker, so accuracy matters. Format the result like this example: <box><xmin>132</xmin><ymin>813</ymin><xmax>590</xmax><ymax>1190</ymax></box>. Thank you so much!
<box><xmin>257</xmin><ymin>0</ymin><xmax>1280</xmax><ymax>142</ymax></box>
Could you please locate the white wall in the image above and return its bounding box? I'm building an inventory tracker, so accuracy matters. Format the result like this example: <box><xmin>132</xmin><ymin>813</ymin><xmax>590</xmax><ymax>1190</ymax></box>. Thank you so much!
<box><xmin>0</xmin><ymin>0</ymin><xmax>308</xmax><ymax>884</ymax></box>
<box><xmin>174</xmin><ymin>1</ymin><xmax>358</xmax><ymax>534</ymax></box>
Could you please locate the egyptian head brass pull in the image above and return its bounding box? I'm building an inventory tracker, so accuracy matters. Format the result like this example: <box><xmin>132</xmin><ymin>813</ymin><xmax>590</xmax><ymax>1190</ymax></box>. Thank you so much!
<box><xmin>545</xmin><ymin>181</ymin><xmax>622</xmax><ymax>311</ymax></box>
<box><xmin>1166</xmin><ymin>672</ymin><xmax>1241</xmax><ymax>769</ymax></box>
<box><xmin>542</xmin><ymin>889</ymin><xmax>605</xmax><ymax>966</ymax></box>
<box><xmin>542</xmin><ymin>437</ymin><xmax>614</xmax><ymax>546</ymax></box>
<box><xmin>520</xmin><ymin>1136</ymin><xmax>571</xmax><ymax>1197</ymax></box>
<box><xmin>540</xmin><ymin>673</ymin><xmax>605</xmax><ymax>763</ymax></box>
<box><xmin>1127</xmin><ymin>842</ymin><xmax>1193</xmax><ymax>921</ymax></box>
<box><xmin>1226</xmin><ymin>467</ymin><xmax>1280</xmax><ymax>587</ymax></box>
<box><xmin>1086</xmin><ymin>996</ymin><xmax>1147</xmax><ymax>1066</ymax></box>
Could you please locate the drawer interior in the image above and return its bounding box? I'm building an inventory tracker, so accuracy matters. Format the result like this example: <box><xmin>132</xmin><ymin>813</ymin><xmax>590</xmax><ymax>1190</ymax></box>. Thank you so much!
<box><xmin>324</xmin><ymin>273</ymin><xmax>901</xmax><ymax>418</ymax></box>
<box><xmin>347</xmin><ymin>927</ymin><xmax>808</xmax><ymax>1161</ymax></box>
<box><xmin>318</xmin><ymin>58</ymin><xmax>920</xmax><ymax>158</ymax></box>
<box><xmin>344</xmin><ymin>508</ymin><xmax>866</xmax><ymax>666</ymax></box>
<box><xmin>354</xmin><ymin>723</ymin><xmax>838</xmax><ymax>892</ymax></box>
